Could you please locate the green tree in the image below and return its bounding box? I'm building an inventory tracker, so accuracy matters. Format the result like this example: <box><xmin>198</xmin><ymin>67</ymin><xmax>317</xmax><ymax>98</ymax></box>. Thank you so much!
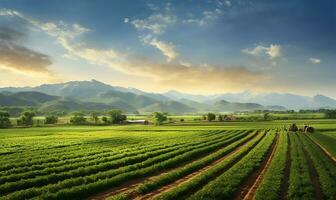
<box><xmin>102</xmin><ymin>116</ymin><xmax>109</xmax><ymax>124</ymax></box>
<box><xmin>91</xmin><ymin>112</ymin><xmax>99</xmax><ymax>124</ymax></box>
<box><xmin>45</xmin><ymin>115</ymin><xmax>58</xmax><ymax>124</ymax></box>
<box><xmin>218</xmin><ymin>115</ymin><xmax>223</xmax><ymax>121</ymax></box>
<box><xmin>152</xmin><ymin>112</ymin><xmax>167</xmax><ymax>125</ymax></box>
<box><xmin>207</xmin><ymin>113</ymin><xmax>216</xmax><ymax>122</ymax></box>
<box><xmin>263</xmin><ymin>112</ymin><xmax>271</xmax><ymax>121</ymax></box>
<box><xmin>70</xmin><ymin>112</ymin><xmax>87</xmax><ymax>125</ymax></box>
<box><xmin>325</xmin><ymin>110</ymin><xmax>336</xmax><ymax>119</ymax></box>
<box><xmin>0</xmin><ymin>111</ymin><xmax>11</xmax><ymax>128</ymax></box>
<box><xmin>108</xmin><ymin>109</ymin><xmax>127</xmax><ymax>124</ymax></box>
<box><xmin>17</xmin><ymin>111</ymin><xmax>35</xmax><ymax>126</ymax></box>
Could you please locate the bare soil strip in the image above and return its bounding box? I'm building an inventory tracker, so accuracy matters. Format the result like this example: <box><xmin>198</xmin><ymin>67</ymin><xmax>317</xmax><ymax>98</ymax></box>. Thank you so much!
<box><xmin>280</xmin><ymin>132</ymin><xmax>291</xmax><ymax>200</ymax></box>
<box><xmin>237</xmin><ymin>133</ymin><xmax>279</xmax><ymax>200</ymax></box>
<box><xmin>304</xmin><ymin>133</ymin><xmax>336</xmax><ymax>164</ymax></box>
<box><xmin>89</xmin><ymin>132</ymin><xmax>253</xmax><ymax>200</ymax></box>
<box><xmin>138</xmin><ymin>132</ymin><xmax>263</xmax><ymax>200</ymax></box>
<box><xmin>297</xmin><ymin>133</ymin><xmax>323</xmax><ymax>200</ymax></box>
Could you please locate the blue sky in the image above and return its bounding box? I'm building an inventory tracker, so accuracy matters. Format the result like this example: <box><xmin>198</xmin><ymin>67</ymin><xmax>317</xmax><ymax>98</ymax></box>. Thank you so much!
<box><xmin>0</xmin><ymin>0</ymin><xmax>335</xmax><ymax>96</ymax></box>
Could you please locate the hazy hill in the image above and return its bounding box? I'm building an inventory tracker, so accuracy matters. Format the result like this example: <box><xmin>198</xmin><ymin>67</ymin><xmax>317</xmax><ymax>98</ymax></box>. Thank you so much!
<box><xmin>139</xmin><ymin>101</ymin><xmax>196</xmax><ymax>114</ymax></box>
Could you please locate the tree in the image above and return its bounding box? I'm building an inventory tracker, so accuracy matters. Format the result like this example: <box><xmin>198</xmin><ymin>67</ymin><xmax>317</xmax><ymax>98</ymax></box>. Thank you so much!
<box><xmin>325</xmin><ymin>110</ymin><xmax>336</xmax><ymax>119</ymax></box>
<box><xmin>102</xmin><ymin>116</ymin><xmax>109</xmax><ymax>124</ymax></box>
<box><xmin>180</xmin><ymin>118</ymin><xmax>184</xmax><ymax>122</ymax></box>
<box><xmin>207</xmin><ymin>113</ymin><xmax>216</xmax><ymax>122</ymax></box>
<box><xmin>108</xmin><ymin>109</ymin><xmax>127</xmax><ymax>124</ymax></box>
<box><xmin>45</xmin><ymin>115</ymin><xmax>58</xmax><ymax>124</ymax></box>
<box><xmin>152</xmin><ymin>112</ymin><xmax>167</xmax><ymax>125</ymax></box>
<box><xmin>0</xmin><ymin>111</ymin><xmax>11</xmax><ymax>128</ymax></box>
<box><xmin>218</xmin><ymin>115</ymin><xmax>223</xmax><ymax>121</ymax></box>
<box><xmin>17</xmin><ymin>111</ymin><xmax>35</xmax><ymax>126</ymax></box>
<box><xmin>263</xmin><ymin>113</ymin><xmax>271</xmax><ymax>121</ymax></box>
<box><xmin>90</xmin><ymin>112</ymin><xmax>99</xmax><ymax>124</ymax></box>
<box><xmin>70</xmin><ymin>112</ymin><xmax>87</xmax><ymax>125</ymax></box>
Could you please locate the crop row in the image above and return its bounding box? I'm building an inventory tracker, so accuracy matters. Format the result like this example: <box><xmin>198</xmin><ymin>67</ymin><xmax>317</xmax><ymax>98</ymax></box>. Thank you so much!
<box><xmin>147</xmin><ymin>130</ymin><xmax>269</xmax><ymax>200</ymax></box>
<box><xmin>298</xmin><ymin>133</ymin><xmax>336</xmax><ymax>199</ymax></box>
<box><xmin>2</xmin><ymin>130</ymin><xmax>248</xmax><ymax>199</ymax></box>
<box><xmin>0</xmin><ymin>130</ymin><xmax>233</xmax><ymax>174</ymax></box>
<box><xmin>287</xmin><ymin>133</ymin><xmax>315</xmax><ymax>199</ymax></box>
<box><xmin>254</xmin><ymin>131</ymin><xmax>288</xmax><ymax>200</ymax></box>
<box><xmin>0</xmin><ymin>131</ymin><xmax>233</xmax><ymax>183</ymax></box>
<box><xmin>135</xmin><ymin>130</ymin><xmax>258</xmax><ymax>195</ymax></box>
<box><xmin>185</xmin><ymin>130</ymin><xmax>276</xmax><ymax>200</ymax></box>
<box><xmin>0</xmin><ymin>131</ymin><xmax>240</xmax><ymax>194</ymax></box>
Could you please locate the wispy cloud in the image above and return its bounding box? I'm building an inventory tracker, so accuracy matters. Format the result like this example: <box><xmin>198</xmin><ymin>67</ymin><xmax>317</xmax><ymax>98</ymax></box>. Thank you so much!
<box><xmin>183</xmin><ymin>9</ymin><xmax>223</xmax><ymax>26</ymax></box>
<box><xmin>130</xmin><ymin>13</ymin><xmax>176</xmax><ymax>35</ymax></box>
<box><xmin>242</xmin><ymin>44</ymin><xmax>282</xmax><ymax>59</ymax></box>
<box><xmin>142</xmin><ymin>36</ymin><xmax>178</xmax><ymax>62</ymax></box>
<box><xmin>309</xmin><ymin>57</ymin><xmax>321</xmax><ymax>64</ymax></box>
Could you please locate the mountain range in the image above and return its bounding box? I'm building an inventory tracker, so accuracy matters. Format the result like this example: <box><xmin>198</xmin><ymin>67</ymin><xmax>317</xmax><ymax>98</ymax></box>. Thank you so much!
<box><xmin>0</xmin><ymin>79</ymin><xmax>335</xmax><ymax>114</ymax></box>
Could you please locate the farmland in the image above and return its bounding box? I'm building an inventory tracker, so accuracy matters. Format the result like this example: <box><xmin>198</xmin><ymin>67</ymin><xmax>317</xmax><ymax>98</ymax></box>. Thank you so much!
<box><xmin>0</xmin><ymin>120</ymin><xmax>335</xmax><ymax>200</ymax></box>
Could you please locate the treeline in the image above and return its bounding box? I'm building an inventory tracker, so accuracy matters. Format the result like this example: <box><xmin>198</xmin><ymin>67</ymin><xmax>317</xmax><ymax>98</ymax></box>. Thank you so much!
<box><xmin>0</xmin><ymin>109</ymin><xmax>128</xmax><ymax>128</ymax></box>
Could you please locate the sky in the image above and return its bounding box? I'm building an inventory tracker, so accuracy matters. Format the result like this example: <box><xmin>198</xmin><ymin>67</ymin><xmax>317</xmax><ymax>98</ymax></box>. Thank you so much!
<box><xmin>0</xmin><ymin>0</ymin><xmax>335</xmax><ymax>97</ymax></box>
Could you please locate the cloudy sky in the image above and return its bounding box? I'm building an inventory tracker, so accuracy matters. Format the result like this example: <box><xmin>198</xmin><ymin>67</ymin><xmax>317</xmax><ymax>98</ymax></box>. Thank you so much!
<box><xmin>0</xmin><ymin>0</ymin><xmax>335</xmax><ymax>96</ymax></box>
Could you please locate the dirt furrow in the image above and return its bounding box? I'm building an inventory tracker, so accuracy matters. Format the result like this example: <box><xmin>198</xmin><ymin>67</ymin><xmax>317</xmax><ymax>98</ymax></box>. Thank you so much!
<box><xmin>233</xmin><ymin>133</ymin><xmax>278</xmax><ymax>200</ymax></box>
<box><xmin>241</xmin><ymin>133</ymin><xmax>279</xmax><ymax>200</ymax></box>
<box><xmin>88</xmin><ymin>131</ymin><xmax>251</xmax><ymax>200</ymax></box>
<box><xmin>137</xmin><ymin>132</ymin><xmax>263</xmax><ymax>200</ymax></box>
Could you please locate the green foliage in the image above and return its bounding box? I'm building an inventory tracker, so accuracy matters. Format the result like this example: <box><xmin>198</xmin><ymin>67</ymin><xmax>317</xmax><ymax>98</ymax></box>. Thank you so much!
<box><xmin>263</xmin><ymin>112</ymin><xmax>271</xmax><ymax>120</ymax></box>
<box><xmin>0</xmin><ymin>111</ymin><xmax>11</xmax><ymax>128</ymax></box>
<box><xmin>69</xmin><ymin>112</ymin><xmax>87</xmax><ymax>125</ymax></box>
<box><xmin>17</xmin><ymin>111</ymin><xmax>35</xmax><ymax>126</ymax></box>
<box><xmin>108</xmin><ymin>109</ymin><xmax>126</xmax><ymax>124</ymax></box>
<box><xmin>207</xmin><ymin>113</ymin><xmax>216</xmax><ymax>122</ymax></box>
<box><xmin>45</xmin><ymin>115</ymin><xmax>58</xmax><ymax>124</ymax></box>
<box><xmin>152</xmin><ymin>112</ymin><xmax>167</xmax><ymax>125</ymax></box>
<box><xmin>90</xmin><ymin>112</ymin><xmax>99</xmax><ymax>124</ymax></box>
<box><xmin>102</xmin><ymin>116</ymin><xmax>109</xmax><ymax>124</ymax></box>
<box><xmin>325</xmin><ymin>110</ymin><xmax>336</xmax><ymax>119</ymax></box>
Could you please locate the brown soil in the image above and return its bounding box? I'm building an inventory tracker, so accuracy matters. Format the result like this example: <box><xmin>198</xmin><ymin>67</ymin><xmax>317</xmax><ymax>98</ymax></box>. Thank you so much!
<box><xmin>233</xmin><ymin>133</ymin><xmax>278</xmax><ymax>200</ymax></box>
<box><xmin>137</xmin><ymin>132</ymin><xmax>263</xmax><ymax>200</ymax></box>
<box><xmin>88</xmin><ymin>132</ymin><xmax>254</xmax><ymax>200</ymax></box>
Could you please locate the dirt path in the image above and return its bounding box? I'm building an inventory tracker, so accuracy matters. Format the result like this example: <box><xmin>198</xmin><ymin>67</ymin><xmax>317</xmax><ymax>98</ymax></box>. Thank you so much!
<box><xmin>304</xmin><ymin>133</ymin><xmax>336</xmax><ymax>164</ymax></box>
<box><xmin>137</xmin><ymin>133</ymin><xmax>262</xmax><ymax>200</ymax></box>
<box><xmin>88</xmin><ymin>132</ymin><xmax>253</xmax><ymax>200</ymax></box>
<box><xmin>298</xmin><ymin>134</ymin><xmax>323</xmax><ymax>200</ymax></box>
<box><xmin>280</xmin><ymin>132</ymin><xmax>291</xmax><ymax>200</ymax></box>
<box><xmin>236</xmin><ymin>133</ymin><xmax>279</xmax><ymax>200</ymax></box>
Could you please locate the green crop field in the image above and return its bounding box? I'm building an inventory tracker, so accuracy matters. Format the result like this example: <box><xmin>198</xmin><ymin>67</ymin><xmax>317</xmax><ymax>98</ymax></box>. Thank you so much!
<box><xmin>0</xmin><ymin>120</ymin><xmax>335</xmax><ymax>200</ymax></box>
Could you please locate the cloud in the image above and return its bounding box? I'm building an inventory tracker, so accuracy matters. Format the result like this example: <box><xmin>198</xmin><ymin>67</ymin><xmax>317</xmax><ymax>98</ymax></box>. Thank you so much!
<box><xmin>309</xmin><ymin>57</ymin><xmax>321</xmax><ymax>64</ymax></box>
<box><xmin>124</xmin><ymin>18</ymin><xmax>129</xmax><ymax>23</ymax></box>
<box><xmin>0</xmin><ymin>27</ymin><xmax>52</xmax><ymax>75</ymax></box>
<box><xmin>225</xmin><ymin>0</ymin><xmax>232</xmax><ymax>7</ymax></box>
<box><xmin>0</xmin><ymin>9</ymin><xmax>266</xmax><ymax>92</ymax></box>
<box><xmin>183</xmin><ymin>9</ymin><xmax>223</xmax><ymax>26</ymax></box>
<box><xmin>242</xmin><ymin>44</ymin><xmax>282</xmax><ymax>59</ymax></box>
<box><xmin>131</xmin><ymin>14</ymin><xmax>176</xmax><ymax>34</ymax></box>
<box><xmin>143</xmin><ymin>36</ymin><xmax>178</xmax><ymax>62</ymax></box>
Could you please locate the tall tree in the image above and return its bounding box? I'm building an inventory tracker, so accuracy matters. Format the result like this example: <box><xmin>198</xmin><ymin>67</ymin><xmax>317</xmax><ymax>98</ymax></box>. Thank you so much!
<box><xmin>17</xmin><ymin>111</ymin><xmax>35</xmax><ymax>126</ymax></box>
<box><xmin>152</xmin><ymin>112</ymin><xmax>167</xmax><ymax>125</ymax></box>
<box><xmin>108</xmin><ymin>109</ymin><xmax>126</xmax><ymax>124</ymax></box>
<box><xmin>0</xmin><ymin>111</ymin><xmax>11</xmax><ymax>128</ymax></box>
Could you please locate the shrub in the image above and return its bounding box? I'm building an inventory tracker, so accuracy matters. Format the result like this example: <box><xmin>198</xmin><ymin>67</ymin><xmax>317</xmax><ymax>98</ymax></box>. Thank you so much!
<box><xmin>45</xmin><ymin>115</ymin><xmax>58</xmax><ymax>124</ymax></box>
<box><xmin>0</xmin><ymin>111</ymin><xmax>11</xmax><ymax>128</ymax></box>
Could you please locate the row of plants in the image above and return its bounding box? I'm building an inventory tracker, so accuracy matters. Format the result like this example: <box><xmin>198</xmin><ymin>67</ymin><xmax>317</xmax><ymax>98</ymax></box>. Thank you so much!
<box><xmin>0</xmin><ymin>131</ymin><xmax>239</xmax><ymax>194</ymax></box>
<box><xmin>287</xmin><ymin>133</ymin><xmax>315</xmax><ymax>199</ymax></box>
<box><xmin>299</xmin><ymin>133</ymin><xmax>336</xmax><ymax>199</ymax></box>
<box><xmin>184</xmin><ymin>131</ymin><xmax>276</xmax><ymax>200</ymax></box>
<box><xmin>3</xmin><ymin>131</ymin><xmax>246</xmax><ymax>199</ymax></box>
<box><xmin>146</xmin><ymin>130</ymin><xmax>269</xmax><ymax>200</ymax></box>
<box><xmin>254</xmin><ymin>131</ymin><xmax>288</xmax><ymax>200</ymax></box>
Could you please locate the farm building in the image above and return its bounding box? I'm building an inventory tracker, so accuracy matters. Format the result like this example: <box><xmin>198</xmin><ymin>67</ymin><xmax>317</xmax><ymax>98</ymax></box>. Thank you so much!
<box><xmin>125</xmin><ymin>120</ymin><xmax>149</xmax><ymax>125</ymax></box>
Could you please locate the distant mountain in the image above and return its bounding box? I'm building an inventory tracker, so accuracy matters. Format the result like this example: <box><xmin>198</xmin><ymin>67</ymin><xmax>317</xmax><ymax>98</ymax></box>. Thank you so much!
<box><xmin>1</xmin><ymin>79</ymin><xmax>336</xmax><ymax>112</ymax></box>
<box><xmin>210</xmin><ymin>100</ymin><xmax>264</xmax><ymax>112</ymax></box>
<box><xmin>0</xmin><ymin>92</ymin><xmax>59</xmax><ymax>106</ymax></box>
<box><xmin>139</xmin><ymin>101</ymin><xmax>196</xmax><ymax>114</ymax></box>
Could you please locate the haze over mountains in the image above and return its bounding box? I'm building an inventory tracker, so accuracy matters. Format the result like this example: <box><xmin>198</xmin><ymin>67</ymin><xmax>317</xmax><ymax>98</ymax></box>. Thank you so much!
<box><xmin>1</xmin><ymin>80</ymin><xmax>336</xmax><ymax>114</ymax></box>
